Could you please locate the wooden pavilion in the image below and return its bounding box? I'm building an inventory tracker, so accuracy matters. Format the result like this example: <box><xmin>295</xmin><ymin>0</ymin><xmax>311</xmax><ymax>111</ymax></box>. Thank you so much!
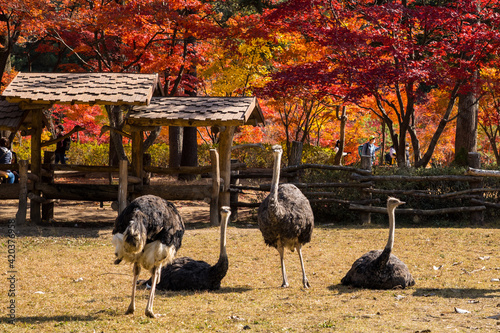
<box><xmin>0</xmin><ymin>72</ymin><xmax>264</xmax><ymax>224</ymax></box>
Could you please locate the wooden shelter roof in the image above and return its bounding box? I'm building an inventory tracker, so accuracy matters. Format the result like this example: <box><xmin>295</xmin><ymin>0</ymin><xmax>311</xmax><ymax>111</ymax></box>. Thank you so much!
<box><xmin>2</xmin><ymin>72</ymin><xmax>158</xmax><ymax>108</ymax></box>
<box><xmin>126</xmin><ymin>96</ymin><xmax>265</xmax><ymax>127</ymax></box>
<box><xmin>0</xmin><ymin>98</ymin><xmax>25</xmax><ymax>131</ymax></box>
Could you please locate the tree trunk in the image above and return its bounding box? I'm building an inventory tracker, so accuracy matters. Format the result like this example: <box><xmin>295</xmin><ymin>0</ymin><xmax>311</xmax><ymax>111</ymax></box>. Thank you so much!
<box><xmin>415</xmin><ymin>82</ymin><xmax>461</xmax><ymax>168</ymax></box>
<box><xmin>455</xmin><ymin>89</ymin><xmax>478</xmax><ymax>166</ymax></box>
<box><xmin>333</xmin><ymin>106</ymin><xmax>347</xmax><ymax>166</ymax></box>
<box><xmin>106</xmin><ymin>105</ymin><xmax>127</xmax><ymax>166</ymax></box>
<box><xmin>169</xmin><ymin>126</ymin><xmax>182</xmax><ymax>168</ymax></box>
<box><xmin>178</xmin><ymin>126</ymin><xmax>198</xmax><ymax>181</ymax></box>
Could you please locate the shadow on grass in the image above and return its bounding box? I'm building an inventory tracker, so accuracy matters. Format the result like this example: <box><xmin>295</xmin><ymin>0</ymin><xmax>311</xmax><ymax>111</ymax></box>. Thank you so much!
<box><xmin>412</xmin><ymin>288</ymin><xmax>500</xmax><ymax>299</ymax></box>
<box><xmin>155</xmin><ymin>286</ymin><xmax>252</xmax><ymax>297</ymax></box>
<box><xmin>1</xmin><ymin>314</ymin><xmax>98</xmax><ymax>325</ymax></box>
<box><xmin>327</xmin><ymin>283</ymin><xmax>363</xmax><ymax>294</ymax></box>
<box><xmin>327</xmin><ymin>284</ymin><xmax>500</xmax><ymax>300</ymax></box>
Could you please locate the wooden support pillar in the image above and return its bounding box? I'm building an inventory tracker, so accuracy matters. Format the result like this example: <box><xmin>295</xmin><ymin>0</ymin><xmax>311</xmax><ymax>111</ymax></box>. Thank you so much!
<box><xmin>218</xmin><ymin>126</ymin><xmax>235</xmax><ymax>209</ymax></box>
<box><xmin>118</xmin><ymin>159</ymin><xmax>128</xmax><ymax>215</ymax></box>
<box><xmin>131</xmin><ymin>130</ymin><xmax>144</xmax><ymax>195</ymax></box>
<box><xmin>210</xmin><ymin>149</ymin><xmax>220</xmax><ymax>226</ymax></box>
<box><xmin>30</xmin><ymin>109</ymin><xmax>43</xmax><ymax>223</ymax></box>
<box><xmin>230</xmin><ymin>159</ymin><xmax>239</xmax><ymax>222</ymax></box>
<box><xmin>16</xmin><ymin>160</ymin><xmax>28</xmax><ymax>225</ymax></box>
<box><xmin>42</xmin><ymin>151</ymin><xmax>55</xmax><ymax>221</ymax></box>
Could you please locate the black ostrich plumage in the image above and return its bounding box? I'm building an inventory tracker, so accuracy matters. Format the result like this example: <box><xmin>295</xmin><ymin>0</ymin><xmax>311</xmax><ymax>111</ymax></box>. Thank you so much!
<box><xmin>141</xmin><ymin>206</ymin><xmax>231</xmax><ymax>291</ymax></box>
<box><xmin>340</xmin><ymin>249</ymin><xmax>415</xmax><ymax>289</ymax></box>
<box><xmin>113</xmin><ymin>195</ymin><xmax>185</xmax><ymax>253</ymax></box>
<box><xmin>341</xmin><ymin>197</ymin><xmax>415</xmax><ymax>290</ymax></box>
<box><xmin>258</xmin><ymin>183</ymin><xmax>314</xmax><ymax>249</ymax></box>
<box><xmin>112</xmin><ymin>195</ymin><xmax>185</xmax><ymax>318</ymax></box>
<box><xmin>257</xmin><ymin>145</ymin><xmax>314</xmax><ymax>288</ymax></box>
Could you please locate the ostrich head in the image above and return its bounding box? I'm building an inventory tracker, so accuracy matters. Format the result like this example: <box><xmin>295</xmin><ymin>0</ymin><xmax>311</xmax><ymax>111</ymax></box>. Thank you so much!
<box><xmin>387</xmin><ymin>196</ymin><xmax>405</xmax><ymax>210</ymax></box>
<box><xmin>272</xmin><ymin>144</ymin><xmax>283</xmax><ymax>156</ymax></box>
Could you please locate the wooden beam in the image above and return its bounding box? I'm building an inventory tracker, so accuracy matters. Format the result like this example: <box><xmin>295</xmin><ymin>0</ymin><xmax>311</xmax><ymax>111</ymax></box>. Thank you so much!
<box><xmin>126</xmin><ymin>118</ymin><xmax>245</xmax><ymax>128</ymax></box>
<box><xmin>349</xmin><ymin>203</ymin><xmax>486</xmax><ymax>215</ymax></box>
<box><xmin>210</xmin><ymin>149</ymin><xmax>220</xmax><ymax>226</ymax></box>
<box><xmin>16</xmin><ymin>160</ymin><xmax>28</xmax><ymax>225</ymax></box>
<box><xmin>41</xmin><ymin>125</ymin><xmax>85</xmax><ymax>147</ymax></box>
<box><xmin>30</xmin><ymin>109</ymin><xmax>43</xmax><ymax>223</ymax></box>
<box><xmin>218</xmin><ymin>126</ymin><xmax>235</xmax><ymax>209</ymax></box>
<box><xmin>131</xmin><ymin>130</ymin><xmax>144</xmax><ymax>187</ymax></box>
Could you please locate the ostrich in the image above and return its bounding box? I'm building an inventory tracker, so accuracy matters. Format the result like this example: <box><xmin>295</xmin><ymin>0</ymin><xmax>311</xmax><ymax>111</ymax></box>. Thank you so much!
<box><xmin>112</xmin><ymin>195</ymin><xmax>185</xmax><ymax>318</ymax></box>
<box><xmin>257</xmin><ymin>144</ymin><xmax>314</xmax><ymax>288</ymax></box>
<box><xmin>139</xmin><ymin>206</ymin><xmax>232</xmax><ymax>291</ymax></box>
<box><xmin>341</xmin><ymin>196</ymin><xmax>415</xmax><ymax>289</ymax></box>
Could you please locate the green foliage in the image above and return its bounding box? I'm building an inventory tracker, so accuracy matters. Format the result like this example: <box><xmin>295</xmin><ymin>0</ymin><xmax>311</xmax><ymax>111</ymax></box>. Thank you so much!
<box><xmin>146</xmin><ymin>143</ymin><xmax>170</xmax><ymax>167</ymax></box>
<box><xmin>67</xmin><ymin>142</ymin><xmax>110</xmax><ymax>165</ymax></box>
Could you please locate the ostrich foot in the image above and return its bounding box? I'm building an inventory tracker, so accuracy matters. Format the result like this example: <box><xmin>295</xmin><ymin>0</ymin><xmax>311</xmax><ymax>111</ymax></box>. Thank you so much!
<box><xmin>303</xmin><ymin>279</ymin><xmax>311</xmax><ymax>289</ymax></box>
<box><xmin>145</xmin><ymin>310</ymin><xmax>165</xmax><ymax>318</ymax></box>
<box><xmin>281</xmin><ymin>282</ymin><xmax>290</xmax><ymax>288</ymax></box>
<box><xmin>125</xmin><ymin>305</ymin><xmax>135</xmax><ymax>315</ymax></box>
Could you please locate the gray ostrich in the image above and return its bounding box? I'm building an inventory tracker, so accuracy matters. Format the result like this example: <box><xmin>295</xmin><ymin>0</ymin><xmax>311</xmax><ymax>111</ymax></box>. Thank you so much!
<box><xmin>341</xmin><ymin>196</ymin><xmax>415</xmax><ymax>289</ymax></box>
<box><xmin>112</xmin><ymin>195</ymin><xmax>185</xmax><ymax>318</ymax></box>
<box><xmin>140</xmin><ymin>206</ymin><xmax>232</xmax><ymax>291</ymax></box>
<box><xmin>258</xmin><ymin>144</ymin><xmax>314</xmax><ymax>288</ymax></box>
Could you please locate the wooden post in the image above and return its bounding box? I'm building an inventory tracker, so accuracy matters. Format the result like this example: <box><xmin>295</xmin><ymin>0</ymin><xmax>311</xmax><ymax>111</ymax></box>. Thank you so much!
<box><xmin>210</xmin><ymin>149</ymin><xmax>220</xmax><ymax>226</ymax></box>
<box><xmin>118</xmin><ymin>159</ymin><xmax>128</xmax><ymax>215</ymax></box>
<box><xmin>42</xmin><ymin>151</ymin><xmax>55</xmax><ymax>221</ymax></box>
<box><xmin>230</xmin><ymin>159</ymin><xmax>239</xmax><ymax>222</ymax></box>
<box><xmin>288</xmin><ymin>141</ymin><xmax>303</xmax><ymax>182</ymax></box>
<box><xmin>16</xmin><ymin>160</ymin><xmax>28</xmax><ymax>225</ymax></box>
<box><xmin>143</xmin><ymin>153</ymin><xmax>151</xmax><ymax>185</ymax></box>
<box><xmin>468</xmin><ymin>152</ymin><xmax>483</xmax><ymax>225</ymax></box>
<box><xmin>30</xmin><ymin>109</ymin><xmax>43</xmax><ymax>223</ymax></box>
<box><xmin>360</xmin><ymin>154</ymin><xmax>372</xmax><ymax>224</ymax></box>
<box><xmin>131</xmin><ymin>130</ymin><xmax>144</xmax><ymax>195</ymax></box>
<box><xmin>218</xmin><ymin>126</ymin><xmax>235</xmax><ymax>209</ymax></box>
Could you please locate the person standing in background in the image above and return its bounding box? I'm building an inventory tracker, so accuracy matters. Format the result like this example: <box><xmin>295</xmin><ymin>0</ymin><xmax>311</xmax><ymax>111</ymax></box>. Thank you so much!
<box><xmin>405</xmin><ymin>143</ymin><xmax>411</xmax><ymax>167</ymax></box>
<box><xmin>362</xmin><ymin>136</ymin><xmax>380</xmax><ymax>165</ymax></box>
<box><xmin>55</xmin><ymin>124</ymin><xmax>68</xmax><ymax>164</ymax></box>
<box><xmin>0</xmin><ymin>137</ymin><xmax>15</xmax><ymax>183</ymax></box>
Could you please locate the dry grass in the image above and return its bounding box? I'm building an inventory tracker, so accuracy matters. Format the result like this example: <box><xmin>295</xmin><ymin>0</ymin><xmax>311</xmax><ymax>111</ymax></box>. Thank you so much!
<box><xmin>1</xmin><ymin>220</ymin><xmax>500</xmax><ymax>332</ymax></box>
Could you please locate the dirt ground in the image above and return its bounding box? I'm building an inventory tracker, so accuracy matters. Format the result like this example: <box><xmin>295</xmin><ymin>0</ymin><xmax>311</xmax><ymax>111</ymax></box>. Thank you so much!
<box><xmin>0</xmin><ymin>198</ymin><xmax>257</xmax><ymax>234</ymax></box>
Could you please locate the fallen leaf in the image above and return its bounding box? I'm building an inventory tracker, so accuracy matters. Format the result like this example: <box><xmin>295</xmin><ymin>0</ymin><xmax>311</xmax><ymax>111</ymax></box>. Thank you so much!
<box><xmin>433</xmin><ymin>265</ymin><xmax>444</xmax><ymax>270</ymax></box>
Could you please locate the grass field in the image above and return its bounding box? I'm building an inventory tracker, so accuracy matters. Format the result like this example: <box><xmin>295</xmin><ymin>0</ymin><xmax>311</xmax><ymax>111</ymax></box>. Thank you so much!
<box><xmin>1</xmin><ymin>219</ymin><xmax>500</xmax><ymax>332</ymax></box>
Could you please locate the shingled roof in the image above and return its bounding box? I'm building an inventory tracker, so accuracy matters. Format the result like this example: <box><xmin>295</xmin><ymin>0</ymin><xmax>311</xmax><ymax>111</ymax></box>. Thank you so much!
<box><xmin>0</xmin><ymin>98</ymin><xmax>27</xmax><ymax>131</ymax></box>
<box><xmin>126</xmin><ymin>96</ymin><xmax>265</xmax><ymax>127</ymax></box>
<box><xmin>2</xmin><ymin>72</ymin><xmax>158</xmax><ymax>107</ymax></box>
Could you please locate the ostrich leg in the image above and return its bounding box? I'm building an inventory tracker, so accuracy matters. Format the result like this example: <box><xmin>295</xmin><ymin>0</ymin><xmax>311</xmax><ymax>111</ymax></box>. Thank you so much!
<box><xmin>278</xmin><ymin>246</ymin><xmax>289</xmax><ymax>288</ymax></box>
<box><xmin>145</xmin><ymin>266</ymin><xmax>161</xmax><ymax>318</ymax></box>
<box><xmin>126</xmin><ymin>263</ymin><xmax>141</xmax><ymax>315</ymax></box>
<box><xmin>297</xmin><ymin>245</ymin><xmax>310</xmax><ymax>289</ymax></box>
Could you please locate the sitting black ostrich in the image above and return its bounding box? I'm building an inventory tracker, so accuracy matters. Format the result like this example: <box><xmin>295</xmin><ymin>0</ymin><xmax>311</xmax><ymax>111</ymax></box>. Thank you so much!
<box><xmin>112</xmin><ymin>195</ymin><xmax>185</xmax><ymax>318</ymax></box>
<box><xmin>341</xmin><ymin>196</ymin><xmax>415</xmax><ymax>289</ymax></box>
<box><xmin>140</xmin><ymin>206</ymin><xmax>232</xmax><ymax>291</ymax></box>
<box><xmin>258</xmin><ymin>145</ymin><xmax>314</xmax><ymax>288</ymax></box>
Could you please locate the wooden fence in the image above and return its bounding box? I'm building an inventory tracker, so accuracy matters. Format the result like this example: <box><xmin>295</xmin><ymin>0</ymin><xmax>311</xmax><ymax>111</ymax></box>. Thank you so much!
<box><xmin>229</xmin><ymin>153</ymin><xmax>500</xmax><ymax>225</ymax></box>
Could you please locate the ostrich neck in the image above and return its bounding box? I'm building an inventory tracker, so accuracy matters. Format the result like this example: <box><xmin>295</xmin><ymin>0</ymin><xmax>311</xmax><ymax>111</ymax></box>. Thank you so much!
<box><xmin>385</xmin><ymin>206</ymin><xmax>396</xmax><ymax>253</ymax></box>
<box><xmin>269</xmin><ymin>151</ymin><xmax>282</xmax><ymax>205</ymax></box>
<box><xmin>219</xmin><ymin>214</ymin><xmax>228</xmax><ymax>260</ymax></box>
